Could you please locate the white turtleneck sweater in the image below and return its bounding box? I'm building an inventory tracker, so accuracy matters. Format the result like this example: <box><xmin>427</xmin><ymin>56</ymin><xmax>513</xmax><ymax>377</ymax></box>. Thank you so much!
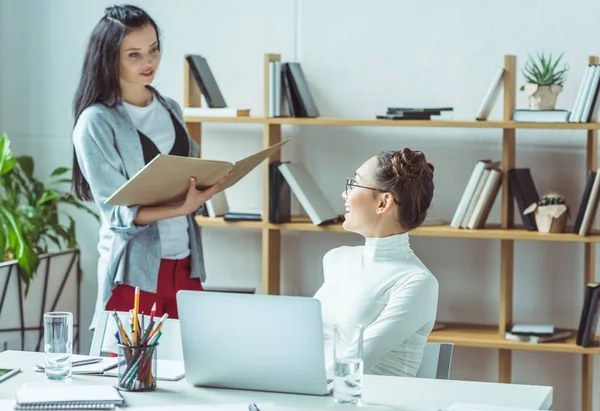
<box><xmin>313</xmin><ymin>233</ymin><xmax>439</xmax><ymax>377</ymax></box>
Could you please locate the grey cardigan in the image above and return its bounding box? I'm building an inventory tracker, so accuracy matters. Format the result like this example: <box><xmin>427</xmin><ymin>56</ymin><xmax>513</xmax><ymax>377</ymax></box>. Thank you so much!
<box><xmin>72</xmin><ymin>88</ymin><xmax>206</xmax><ymax>329</ymax></box>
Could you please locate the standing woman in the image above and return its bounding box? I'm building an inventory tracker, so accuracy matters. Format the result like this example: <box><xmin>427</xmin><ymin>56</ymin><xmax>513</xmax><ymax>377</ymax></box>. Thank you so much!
<box><xmin>71</xmin><ymin>4</ymin><xmax>227</xmax><ymax>328</ymax></box>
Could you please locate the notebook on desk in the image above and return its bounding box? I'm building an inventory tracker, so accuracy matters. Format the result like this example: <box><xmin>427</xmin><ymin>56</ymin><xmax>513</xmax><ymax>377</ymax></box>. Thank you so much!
<box><xmin>14</xmin><ymin>383</ymin><xmax>124</xmax><ymax>410</ymax></box>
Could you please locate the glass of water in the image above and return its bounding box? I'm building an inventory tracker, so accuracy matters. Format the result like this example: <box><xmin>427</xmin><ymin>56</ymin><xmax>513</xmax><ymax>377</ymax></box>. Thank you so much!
<box><xmin>43</xmin><ymin>312</ymin><xmax>73</xmax><ymax>380</ymax></box>
<box><xmin>333</xmin><ymin>323</ymin><xmax>364</xmax><ymax>404</ymax></box>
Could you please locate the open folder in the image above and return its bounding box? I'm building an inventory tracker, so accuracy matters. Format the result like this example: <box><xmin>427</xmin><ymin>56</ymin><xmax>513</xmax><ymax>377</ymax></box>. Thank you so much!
<box><xmin>105</xmin><ymin>139</ymin><xmax>289</xmax><ymax>207</ymax></box>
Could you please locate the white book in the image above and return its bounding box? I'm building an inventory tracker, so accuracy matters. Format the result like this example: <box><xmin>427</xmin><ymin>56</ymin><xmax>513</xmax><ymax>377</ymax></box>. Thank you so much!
<box><xmin>460</xmin><ymin>169</ymin><xmax>490</xmax><ymax>228</ymax></box>
<box><xmin>268</xmin><ymin>62</ymin><xmax>275</xmax><ymax>117</ymax></box>
<box><xmin>273</xmin><ymin>61</ymin><xmax>282</xmax><ymax>117</ymax></box>
<box><xmin>573</xmin><ymin>66</ymin><xmax>596</xmax><ymax>123</ymax></box>
<box><xmin>580</xmin><ymin>65</ymin><xmax>600</xmax><ymax>123</ymax></box>
<box><xmin>476</xmin><ymin>68</ymin><xmax>504</xmax><ymax>121</ymax></box>
<box><xmin>450</xmin><ymin>161</ymin><xmax>488</xmax><ymax>228</ymax></box>
<box><xmin>569</xmin><ymin>65</ymin><xmax>593</xmax><ymax>122</ymax></box>
<box><xmin>277</xmin><ymin>163</ymin><xmax>338</xmax><ymax>226</ymax></box>
<box><xmin>467</xmin><ymin>169</ymin><xmax>501</xmax><ymax>229</ymax></box>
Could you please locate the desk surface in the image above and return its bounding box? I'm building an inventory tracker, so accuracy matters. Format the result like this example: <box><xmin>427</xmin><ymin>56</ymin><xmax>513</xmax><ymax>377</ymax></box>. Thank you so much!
<box><xmin>0</xmin><ymin>351</ymin><xmax>552</xmax><ymax>410</ymax></box>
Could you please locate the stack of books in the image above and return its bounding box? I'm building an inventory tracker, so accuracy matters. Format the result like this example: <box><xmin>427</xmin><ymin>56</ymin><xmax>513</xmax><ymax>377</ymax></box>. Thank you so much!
<box><xmin>504</xmin><ymin>324</ymin><xmax>572</xmax><ymax>344</ymax></box>
<box><xmin>376</xmin><ymin>107</ymin><xmax>453</xmax><ymax>120</ymax></box>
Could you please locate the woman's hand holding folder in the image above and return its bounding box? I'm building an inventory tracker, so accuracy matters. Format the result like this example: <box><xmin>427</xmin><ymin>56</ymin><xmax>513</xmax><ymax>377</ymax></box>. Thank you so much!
<box><xmin>132</xmin><ymin>171</ymin><xmax>231</xmax><ymax>225</ymax></box>
<box><xmin>179</xmin><ymin>171</ymin><xmax>232</xmax><ymax>215</ymax></box>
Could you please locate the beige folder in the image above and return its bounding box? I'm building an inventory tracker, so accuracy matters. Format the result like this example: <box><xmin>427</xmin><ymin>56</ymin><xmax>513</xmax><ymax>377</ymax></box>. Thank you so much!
<box><xmin>105</xmin><ymin>139</ymin><xmax>289</xmax><ymax>207</ymax></box>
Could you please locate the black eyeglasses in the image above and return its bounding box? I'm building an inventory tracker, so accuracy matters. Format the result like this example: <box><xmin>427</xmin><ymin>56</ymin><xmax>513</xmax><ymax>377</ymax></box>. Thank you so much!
<box><xmin>345</xmin><ymin>177</ymin><xmax>401</xmax><ymax>206</ymax></box>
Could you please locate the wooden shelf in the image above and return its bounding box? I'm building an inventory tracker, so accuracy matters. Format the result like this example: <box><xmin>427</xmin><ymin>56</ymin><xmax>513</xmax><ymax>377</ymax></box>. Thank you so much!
<box><xmin>267</xmin><ymin>117</ymin><xmax>600</xmax><ymax>130</ymax></box>
<box><xmin>184</xmin><ymin>115</ymin><xmax>600</xmax><ymax>130</ymax></box>
<box><xmin>195</xmin><ymin>216</ymin><xmax>264</xmax><ymax>229</ymax></box>
<box><xmin>184</xmin><ymin>116</ymin><xmax>266</xmax><ymax>124</ymax></box>
<box><xmin>429</xmin><ymin>323</ymin><xmax>600</xmax><ymax>354</ymax></box>
<box><xmin>197</xmin><ymin>215</ymin><xmax>600</xmax><ymax>242</ymax></box>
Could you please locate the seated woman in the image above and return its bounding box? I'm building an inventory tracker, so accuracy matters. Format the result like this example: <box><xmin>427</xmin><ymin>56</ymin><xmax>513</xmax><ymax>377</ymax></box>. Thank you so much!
<box><xmin>313</xmin><ymin>147</ymin><xmax>438</xmax><ymax>377</ymax></box>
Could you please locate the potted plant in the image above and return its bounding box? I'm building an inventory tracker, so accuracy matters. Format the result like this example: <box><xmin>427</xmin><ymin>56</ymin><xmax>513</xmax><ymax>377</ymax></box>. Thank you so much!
<box><xmin>1</xmin><ymin>133</ymin><xmax>98</xmax><ymax>289</ymax></box>
<box><xmin>523</xmin><ymin>192</ymin><xmax>569</xmax><ymax>233</ymax></box>
<box><xmin>0</xmin><ymin>132</ymin><xmax>100</xmax><ymax>352</ymax></box>
<box><xmin>520</xmin><ymin>52</ymin><xmax>568</xmax><ymax>110</ymax></box>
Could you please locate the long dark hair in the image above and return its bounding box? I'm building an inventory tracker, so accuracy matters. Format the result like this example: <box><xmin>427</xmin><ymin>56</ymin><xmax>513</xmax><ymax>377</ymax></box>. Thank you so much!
<box><xmin>71</xmin><ymin>4</ymin><xmax>161</xmax><ymax>201</ymax></box>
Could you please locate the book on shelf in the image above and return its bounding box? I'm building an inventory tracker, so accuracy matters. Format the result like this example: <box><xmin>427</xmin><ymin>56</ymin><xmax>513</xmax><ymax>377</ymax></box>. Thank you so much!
<box><xmin>476</xmin><ymin>68</ymin><xmax>505</xmax><ymax>121</ymax></box>
<box><xmin>277</xmin><ymin>162</ymin><xmax>339</xmax><ymax>226</ymax></box>
<box><xmin>223</xmin><ymin>211</ymin><xmax>262</xmax><ymax>222</ymax></box>
<box><xmin>269</xmin><ymin>161</ymin><xmax>292</xmax><ymax>223</ymax></box>
<box><xmin>575</xmin><ymin>168</ymin><xmax>600</xmax><ymax>236</ymax></box>
<box><xmin>376</xmin><ymin>107</ymin><xmax>454</xmax><ymax>120</ymax></box>
<box><xmin>507</xmin><ymin>168</ymin><xmax>539</xmax><ymax>231</ymax></box>
<box><xmin>568</xmin><ymin>63</ymin><xmax>600</xmax><ymax>123</ymax></box>
<box><xmin>576</xmin><ymin>282</ymin><xmax>600</xmax><ymax>347</ymax></box>
<box><xmin>105</xmin><ymin>140</ymin><xmax>289</xmax><ymax>207</ymax></box>
<box><xmin>186</xmin><ymin>54</ymin><xmax>250</xmax><ymax>116</ymax></box>
<box><xmin>268</xmin><ymin>61</ymin><xmax>320</xmax><ymax>118</ymax></box>
<box><xmin>504</xmin><ymin>329</ymin><xmax>572</xmax><ymax>344</ymax></box>
<box><xmin>512</xmin><ymin>109</ymin><xmax>570</xmax><ymax>122</ymax></box>
<box><xmin>450</xmin><ymin>160</ymin><xmax>502</xmax><ymax>229</ymax></box>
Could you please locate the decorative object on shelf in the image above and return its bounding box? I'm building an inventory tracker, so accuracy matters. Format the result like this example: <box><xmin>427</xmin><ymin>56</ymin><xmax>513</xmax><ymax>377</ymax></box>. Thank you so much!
<box><xmin>0</xmin><ymin>133</ymin><xmax>98</xmax><ymax>289</ymax></box>
<box><xmin>523</xmin><ymin>192</ymin><xmax>569</xmax><ymax>233</ymax></box>
<box><xmin>520</xmin><ymin>52</ymin><xmax>568</xmax><ymax>110</ymax></box>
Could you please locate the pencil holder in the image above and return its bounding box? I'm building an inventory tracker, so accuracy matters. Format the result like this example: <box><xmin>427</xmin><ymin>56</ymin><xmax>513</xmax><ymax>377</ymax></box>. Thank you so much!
<box><xmin>116</xmin><ymin>343</ymin><xmax>158</xmax><ymax>392</ymax></box>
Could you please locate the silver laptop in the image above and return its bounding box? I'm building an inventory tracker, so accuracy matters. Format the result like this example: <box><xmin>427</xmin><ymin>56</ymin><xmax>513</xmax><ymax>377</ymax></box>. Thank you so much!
<box><xmin>176</xmin><ymin>290</ymin><xmax>333</xmax><ymax>395</ymax></box>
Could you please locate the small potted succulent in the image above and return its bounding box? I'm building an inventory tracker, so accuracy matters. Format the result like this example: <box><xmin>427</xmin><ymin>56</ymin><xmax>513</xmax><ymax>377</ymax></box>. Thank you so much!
<box><xmin>520</xmin><ymin>52</ymin><xmax>568</xmax><ymax>110</ymax></box>
<box><xmin>523</xmin><ymin>192</ymin><xmax>569</xmax><ymax>233</ymax></box>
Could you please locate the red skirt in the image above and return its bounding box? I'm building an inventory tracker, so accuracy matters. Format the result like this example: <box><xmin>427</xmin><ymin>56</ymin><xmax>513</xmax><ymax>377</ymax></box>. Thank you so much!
<box><xmin>105</xmin><ymin>256</ymin><xmax>203</xmax><ymax>319</ymax></box>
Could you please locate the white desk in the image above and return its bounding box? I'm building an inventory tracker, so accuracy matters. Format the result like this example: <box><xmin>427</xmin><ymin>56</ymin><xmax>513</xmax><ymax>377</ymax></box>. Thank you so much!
<box><xmin>0</xmin><ymin>351</ymin><xmax>552</xmax><ymax>410</ymax></box>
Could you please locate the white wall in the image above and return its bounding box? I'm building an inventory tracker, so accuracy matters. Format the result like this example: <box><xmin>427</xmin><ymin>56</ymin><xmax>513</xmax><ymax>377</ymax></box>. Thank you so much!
<box><xmin>0</xmin><ymin>0</ymin><xmax>598</xmax><ymax>409</ymax></box>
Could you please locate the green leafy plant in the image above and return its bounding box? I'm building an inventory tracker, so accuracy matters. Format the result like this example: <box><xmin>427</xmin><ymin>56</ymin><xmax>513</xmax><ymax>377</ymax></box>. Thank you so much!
<box><xmin>522</xmin><ymin>52</ymin><xmax>568</xmax><ymax>86</ymax></box>
<box><xmin>537</xmin><ymin>192</ymin><xmax>567</xmax><ymax>207</ymax></box>
<box><xmin>0</xmin><ymin>133</ymin><xmax>99</xmax><ymax>291</ymax></box>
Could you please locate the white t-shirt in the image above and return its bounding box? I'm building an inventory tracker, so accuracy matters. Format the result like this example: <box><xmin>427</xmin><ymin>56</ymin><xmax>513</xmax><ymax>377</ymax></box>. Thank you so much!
<box><xmin>313</xmin><ymin>232</ymin><xmax>439</xmax><ymax>377</ymax></box>
<box><xmin>123</xmin><ymin>97</ymin><xmax>190</xmax><ymax>259</ymax></box>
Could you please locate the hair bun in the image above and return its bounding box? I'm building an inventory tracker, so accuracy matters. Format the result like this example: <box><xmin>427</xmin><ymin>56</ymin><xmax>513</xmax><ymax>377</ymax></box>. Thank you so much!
<box><xmin>391</xmin><ymin>148</ymin><xmax>434</xmax><ymax>180</ymax></box>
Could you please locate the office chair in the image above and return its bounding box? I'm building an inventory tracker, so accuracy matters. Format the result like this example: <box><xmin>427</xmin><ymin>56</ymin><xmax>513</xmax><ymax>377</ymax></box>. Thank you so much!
<box><xmin>89</xmin><ymin>310</ymin><xmax>183</xmax><ymax>362</ymax></box>
<box><xmin>416</xmin><ymin>342</ymin><xmax>454</xmax><ymax>379</ymax></box>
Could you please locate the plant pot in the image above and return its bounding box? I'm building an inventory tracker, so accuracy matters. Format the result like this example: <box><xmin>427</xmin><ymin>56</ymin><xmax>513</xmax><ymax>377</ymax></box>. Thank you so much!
<box><xmin>521</xmin><ymin>84</ymin><xmax>563</xmax><ymax>110</ymax></box>
<box><xmin>523</xmin><ymin>203</ymin><xmax>568</xmax><ymax>233</ymax></box>
<box><xmin>0</xmin><ymin>249</ymin><xmax>81</xmax><ymax>353</ymax></box>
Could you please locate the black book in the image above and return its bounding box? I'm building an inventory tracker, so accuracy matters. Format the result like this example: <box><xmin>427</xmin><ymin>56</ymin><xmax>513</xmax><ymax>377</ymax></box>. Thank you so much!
<box><xmin>573</xmin><ymin>171</ymin><xmax>597</xmax><ymax>234</ymax></box>
<box><xmin>507</xmin><ymin>168</ymin><xmax>539</xmax><ymax>230</ymax></box>
<box><xmin>285</xmin><ymin>62</ymin><xmax>320</xmax><ymax>118</ymax></box>
<box><xmin>269</xmin><ymin>161</ymin><xmax>291</xmax><ymax>223</ymax></box>
<box><xmin>186</xmin><ymin>55</ymin><xmax>227</xmax><ymax>108</ymax></box>
<box><xmin>581</xmin><ymin>285</ymin><xmax>600</xmax><ymax>347</ymax></box>
<box><xmin>577</xmin><ymin>283</ymin><xmax>600</xmax><ymax>345</ymax></box>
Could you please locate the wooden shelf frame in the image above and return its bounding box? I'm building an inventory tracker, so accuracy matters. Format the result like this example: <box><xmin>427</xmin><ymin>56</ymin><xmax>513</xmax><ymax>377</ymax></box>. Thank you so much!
<box><xmin>184</xmin><ymin>53</ymin><xmax>600</xmax><ymax>411</ymax></box>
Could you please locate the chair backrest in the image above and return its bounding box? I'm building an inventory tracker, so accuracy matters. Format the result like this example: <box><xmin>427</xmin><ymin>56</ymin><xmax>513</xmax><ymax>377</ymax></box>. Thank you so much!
<box><xmin>416</xmin><ymin>342</ymin><xmax>454</xmax><ymax>379</ymax></box>
<box><xmin>89</xmin><ymin>310</ymin><xmax>183</xmax><ymax>362</ymax></box>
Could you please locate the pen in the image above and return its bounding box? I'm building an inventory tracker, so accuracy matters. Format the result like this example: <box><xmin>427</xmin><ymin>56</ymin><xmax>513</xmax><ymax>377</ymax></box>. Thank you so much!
<box><xmin>248</xmin><ymin>403</ymin><xmax>260</xmax><ymax>411</ymax></box>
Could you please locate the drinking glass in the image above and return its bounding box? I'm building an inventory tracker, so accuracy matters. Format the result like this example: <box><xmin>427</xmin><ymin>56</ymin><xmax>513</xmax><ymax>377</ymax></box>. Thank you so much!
<box><xmin>43</xmin><ymin>311</ymin><xmax>73</xmax><ymax>380</ymax></box>
<box><xmin>333</xmin><ymin>323</ymin><xmax>364</xmax><ymax>404</ymax></box>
